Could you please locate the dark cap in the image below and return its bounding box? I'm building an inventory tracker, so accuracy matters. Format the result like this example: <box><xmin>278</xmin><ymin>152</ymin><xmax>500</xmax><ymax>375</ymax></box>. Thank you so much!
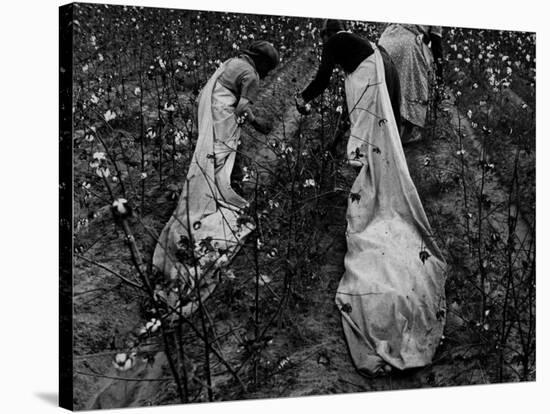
<box><xmin>320</xmin><ymin>19</ymin><xmax>347</xmax><ymax>37</ymax></box>
<box><xmin>242</xmin><ymin>40</ymin><xmax>280</xmax><ymax>72</ymax></box>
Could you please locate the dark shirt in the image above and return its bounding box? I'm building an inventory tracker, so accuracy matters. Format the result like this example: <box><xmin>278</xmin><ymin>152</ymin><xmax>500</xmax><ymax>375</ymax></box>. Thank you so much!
<box><xmin>301</xmin><ymin>32</ymin><xmax>375</xmax><ymax>102</ymax></box>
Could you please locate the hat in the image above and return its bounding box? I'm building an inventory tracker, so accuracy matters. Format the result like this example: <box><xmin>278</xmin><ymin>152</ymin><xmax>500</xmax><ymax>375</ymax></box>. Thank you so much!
<box><xmin>320</xmin><ymin>19</ymin><xmax>346</xmax><ymax>37</ymax></box>
<box><xmin>242</xmin><ymin>40</ymin><xmax>280</xmax><ymax>71</ymax></box>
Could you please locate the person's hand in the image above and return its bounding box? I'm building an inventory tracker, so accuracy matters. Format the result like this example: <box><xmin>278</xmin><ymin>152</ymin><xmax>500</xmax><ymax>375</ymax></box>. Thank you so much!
<box><xmin>251</xmin><ymin>117</ymin><xmax>272</xmax><ymax>135</ymax></box>
<box><xmin>295</xmin><ymin>94</ymin><xmax>311</xmax><ymax>116</ymax></box>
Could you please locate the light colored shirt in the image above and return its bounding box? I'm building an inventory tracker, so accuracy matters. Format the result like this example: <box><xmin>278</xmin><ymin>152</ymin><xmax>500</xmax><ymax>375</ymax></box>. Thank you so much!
<box><xmin>217</xmin><ymin>56</ymin><xmax>260</xmax><ymax>103</ymax></box>
<box><xmin>401</xmin><ymin>24</ymin><xmax>443</xmax><ymax>38</ymax></box>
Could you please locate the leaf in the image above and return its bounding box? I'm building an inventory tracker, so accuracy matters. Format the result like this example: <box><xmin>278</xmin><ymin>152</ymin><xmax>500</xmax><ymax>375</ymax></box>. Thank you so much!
<box><xmin>237</xmin><ymin>214</ymin><xmax>253</xmax><ymax>228</ymax></box>
<box><xmin>352</xmin><ymin>147</ymin><xmax>364</xmax><ymax>160</ymax></box>
<box><xmin>349</xmin><ymin>192</ymin><xmax>361</xmax><ymax>203</ymax></box>
<box><xmin>200</xmin><ymin>236</ymin><xmax>215</xmax><ymax>252</ymax></box>
<box><xmin>340</xmin><ymin>303</ymin><xmax>352</xmax><ymax>314</ymax></box>
<box><xmin>317</xmin><ymin>353</ymin><xmax>330</xmax><ymax>366</ymax></box>
<box><xmin>419</xmin><ymin>250</ymin><xmax>431</xmax><ymax>264</ymax></box>
<box><xmin>178</xmin><ymin>235</ymin><xmax>190</xmax><ymax>249</ymax></box>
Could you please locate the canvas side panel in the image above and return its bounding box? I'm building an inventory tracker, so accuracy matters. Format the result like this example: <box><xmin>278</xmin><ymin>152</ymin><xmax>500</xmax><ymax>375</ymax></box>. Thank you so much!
<box><xmin>59</xmin><ymin>3</ymin><xmax>74</xmax><ymax>411</ymax></box>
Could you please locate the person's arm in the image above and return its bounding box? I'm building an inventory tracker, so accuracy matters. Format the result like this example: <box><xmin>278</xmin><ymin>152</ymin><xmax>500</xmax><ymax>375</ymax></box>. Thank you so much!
<box><xmin>235</xmin><ymin>97</ymin><xmax>272</xmax><ymax>134</ymax></box>
<box><xmin>429</xmin><ymin>27</ymin><xmax>443</xmax><ymax>82</ymax></box>
<box><xmin>235</xmin><ymin>97</ymin><xmax>254</xmax><ymax>120</ymax></box>
<box><xmin>235</xmin><ymin>69</ymin><xmax>273</xmax><ymax>134</ymax></box>
<box><xmin>300</xmin><ymin>40</ymin><xmax>336</xmax><ymax>103</ymax></box>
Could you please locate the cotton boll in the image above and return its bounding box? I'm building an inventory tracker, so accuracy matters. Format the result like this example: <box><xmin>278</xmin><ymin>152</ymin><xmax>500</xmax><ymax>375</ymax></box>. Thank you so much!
<box><xmin>111</xmin><ymin>198</ymin><xmax>132</xmax><ymax>219</ymax></box>
<box><xmin>113</xmin><ymin>352</ymin><xmax>136</xmax><ymax>371</ymax></box>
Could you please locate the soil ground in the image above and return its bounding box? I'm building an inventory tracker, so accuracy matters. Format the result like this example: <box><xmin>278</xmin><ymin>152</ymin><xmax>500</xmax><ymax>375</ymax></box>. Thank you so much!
<box><xmin>73</xmin><ymin>48</ymin><xmax>533</xmax><ymax>409</ymax></box>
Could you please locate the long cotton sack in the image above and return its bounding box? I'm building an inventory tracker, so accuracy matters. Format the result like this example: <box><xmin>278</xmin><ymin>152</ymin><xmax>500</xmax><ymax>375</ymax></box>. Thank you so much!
<box><xmin>335</xmin><ymin>47</ymin><xmax>446</xmax><ymax>374</ymax></box>
<box><xmin>153</xmin><ymin>64</ymin><xmax>253</xmax><ymax>316</ymax></box>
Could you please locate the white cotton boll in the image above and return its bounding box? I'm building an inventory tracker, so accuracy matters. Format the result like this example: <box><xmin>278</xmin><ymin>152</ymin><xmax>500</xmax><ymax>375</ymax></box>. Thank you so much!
<box><xmin>113</xmin><ymin>352</ymin><xmax>135</xmax><ymax>371</ymax></box>
<box><xmin>104</xmin><ymin>109</ymin><xmax>116</xmax><ymax>122</ymax></box>
<box><xmin>216</xmin><ymin>254</ymin><xmax>229</xmax><ymax>268</ymax></box>
<box><xmin>258</xmin><ymin>274</ymin><xmax>272</xmax><ymax>286</ymax></box>
<box><xmin>303</xmin><ymin>179</ymin><xmax>316</xmax><ymax>188</ymax></box>
<box><xmin>96</xmin><ymin>167</ymin><xmax>110</xmax><ymax>178</ymax></box>
<box><xmin>175</xmin><ymin>131</ymin><xmax>189</xmax><ymax>146</ymax></box>
<box><xmin>114</xmin><ymin>353</ymin><xmax>127</xmax><ymax>365</ymax></box>
<box><xmin>112</xmin><ymin>198</ymin><xmax>128</xmax><ymax>215</ymax></box>
<box><xmin>145</xmin><ymin>318</ymin><xmax>161</xmax><ymax>333</ymax></box>
<box><xmin>93</xmin><ymin>152</ymin><xmax>106</xmax><ymax>161</ymax></box>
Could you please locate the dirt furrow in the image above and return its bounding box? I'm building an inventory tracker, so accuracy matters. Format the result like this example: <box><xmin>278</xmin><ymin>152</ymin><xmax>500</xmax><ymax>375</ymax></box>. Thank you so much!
<box><xmin>78</xmin><ymin>48</ymin><xmax>319</xmax><ymax>409</ymax></box>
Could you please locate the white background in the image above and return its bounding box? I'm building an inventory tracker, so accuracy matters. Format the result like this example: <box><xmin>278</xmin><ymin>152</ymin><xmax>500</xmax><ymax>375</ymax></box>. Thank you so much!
<box><xmin>0</xmin><ymin>0</ymin><xmax>546</xmax><ymax>412</ymax></box>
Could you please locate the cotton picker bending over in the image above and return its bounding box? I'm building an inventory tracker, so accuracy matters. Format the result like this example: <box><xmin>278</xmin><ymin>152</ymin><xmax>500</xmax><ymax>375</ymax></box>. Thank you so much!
<box><xmin>295</xmin><ymin>19</ymin><xmax>402</xmax><ymax>164</ymax></box>
<box><xmin>297</xmin><ymin>19</ymin><xmax>447</xmax><ymax>375</ymax></box>
<box><xmin>153</xmin><ymin>41</ymin><xmax>279</xmax><ymax>316</ymax></box>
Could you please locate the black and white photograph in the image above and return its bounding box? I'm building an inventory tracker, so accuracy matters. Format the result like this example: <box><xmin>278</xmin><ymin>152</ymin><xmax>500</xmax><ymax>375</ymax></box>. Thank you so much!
<box><xmin>57</xmin><ymin>1</ymin><xmax>539</xmax><ymax>410</ymax></box>
<box><xmin>2</xmin><ymin>0</ymin><xmax>547</xmax><ymax>413</ymax></box>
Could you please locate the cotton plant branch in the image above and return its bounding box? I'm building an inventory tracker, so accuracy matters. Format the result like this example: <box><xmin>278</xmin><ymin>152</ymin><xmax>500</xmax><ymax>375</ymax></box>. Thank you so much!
<box><xmin>76</xmin><ymin>254</ymin><xmax>143</xmax><ymax>290</ymax></box>
<box><xmin>92</xmin><ymin>164</ymin><xmax>187</xmax><ymax>403</ymax></box>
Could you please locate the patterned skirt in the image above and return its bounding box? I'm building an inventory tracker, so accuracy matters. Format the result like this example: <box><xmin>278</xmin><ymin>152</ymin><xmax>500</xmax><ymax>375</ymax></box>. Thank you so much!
<box><xmin>379</xmin><ymin>24</ymin><xmax>435</xmax><ymax>128</ymax></box>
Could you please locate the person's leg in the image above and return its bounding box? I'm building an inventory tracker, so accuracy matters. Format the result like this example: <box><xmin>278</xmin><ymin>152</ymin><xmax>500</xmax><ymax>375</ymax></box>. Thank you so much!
<box><xmin>230</xmin><ymin>154</ymin><xmax>244</xmax><ymax>193</ymax></box>
<box><xmin>400</xmin><ymin>119</ymin><xmax>412</xmax><ymax>143</ymax></box>
<box><xmin>401</xmin><ymin>119</ymin><xmax>424</xmax><ymax>145</ymax></box>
